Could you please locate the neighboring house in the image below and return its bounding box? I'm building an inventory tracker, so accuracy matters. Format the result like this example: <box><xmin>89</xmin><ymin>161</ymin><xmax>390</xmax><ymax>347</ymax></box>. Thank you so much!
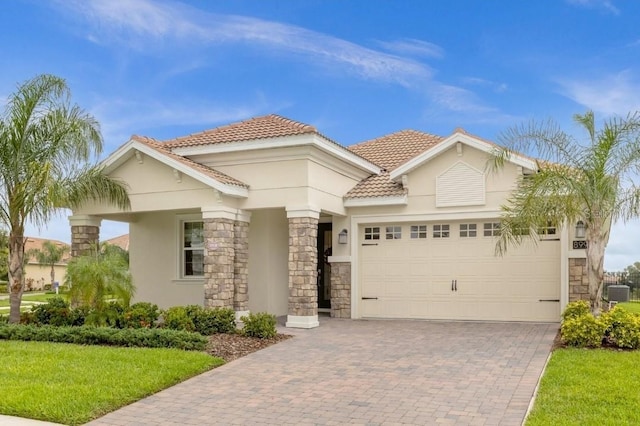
<box><xmin>69</xmin><ymin>114</ymin><xmax>588</xmax><ymax>328</ymax></box>
<box><xmin>104</xmin><ymin>234</ymin><xmax>129</xmax><ymax>251</ymax></box>
<box><xmin>24</xmin><ymin>237</ymin><xmax>70</xmax><ymax>291</ymax></box>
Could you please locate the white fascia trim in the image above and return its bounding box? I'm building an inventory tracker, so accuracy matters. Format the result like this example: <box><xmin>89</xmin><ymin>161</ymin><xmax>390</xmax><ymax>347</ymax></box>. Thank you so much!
<box><xmin>286</xmin><ymin>205</ymin><xmax>321</xmax><ymax>219</ymax></box>
<box><xmin>344</xmin><ymin>195</ymin><xmax>408</xmax><ymax>207</ymax></box>
<box><xmin>390</xmin><ymin>132</ymin><xmax>537</xmax><ymax>181</ymax></box>
<box><xmin>286</xmin><ymin>315</ymin><xmax>320</xmax><ymax>329</ymax></box>
<box><xmin>103</xmin><ymin>140</ymin><xmax>248</xmax><ymax>198</ymax></box>
<box><xmin>68</xmin><ymin>215</ymin><xmax>102</xmax><ymax>227</ymax></box>
<box><xmin>172</xmin><ymin>134</ymin><xmax>381</xmax><ymax>175</ymax></box>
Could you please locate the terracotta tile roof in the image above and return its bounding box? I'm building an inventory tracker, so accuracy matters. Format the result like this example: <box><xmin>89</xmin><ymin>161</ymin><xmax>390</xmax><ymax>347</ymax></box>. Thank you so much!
<box><xmin>348</xmin><ymin>129</ymin><xmax>444</xmax><ymax>171</ymax></box>
<box><xmin>163</xmin><ymin>114</ymin><xmax>318</xmax><ymax>148</ymax></box>
<box><xmin>344</xmin><ymin>172</ymin><xmax>406</xmax><ymax>199</ymax></box>
<box><xmin>131</xmin><ymin>136</ymin><xmax>249</xmax><ymax>189</ymax></box>
<box><xmin>104</xmin><ymin>234</ymin><xmax>129</xmax><ymax>251</ymax></box>
<box><xmin>25</xmin><ymin>237</ymin><xmax>71</xmax><ymax>263</ymax></box>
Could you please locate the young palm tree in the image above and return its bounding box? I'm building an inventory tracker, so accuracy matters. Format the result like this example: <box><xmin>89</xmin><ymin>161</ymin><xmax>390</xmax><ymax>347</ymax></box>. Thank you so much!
<box><xmin>27</xmin><ymin>240</ymin><xmax>69</xmax><ymax>290</ymax></box>
<box><xmin>0</xmin><ymin>74</ymin><xmax>130</xmax><ymax>323</ymax></box>
<box><xmin>490</xmin><ymin>111</ymin><xmax>640</xmax><ymax>313</ymax></box>
<box><xmin>66</xmin><ymin>244</ymin><xmax>134</xmax><ymax>319</ymax></box>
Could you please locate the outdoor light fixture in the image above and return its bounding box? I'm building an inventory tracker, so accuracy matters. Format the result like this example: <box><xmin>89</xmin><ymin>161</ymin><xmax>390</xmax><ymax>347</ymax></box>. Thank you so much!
<box><xmin>575</xmin><ymin>221</ymin><xmax>586</xmax><ymax>239</ymax></box>
<box><xmin>338</xmin><ymin>229</ymin><xmax>348</xmax><ymax>244</ymax></box>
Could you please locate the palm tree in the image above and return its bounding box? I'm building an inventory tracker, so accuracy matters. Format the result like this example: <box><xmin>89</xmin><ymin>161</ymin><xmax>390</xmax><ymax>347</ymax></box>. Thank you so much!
<box><xmin>490</xmin><ymin>111</ymin><xmax>640</xmax><ymax>314</ymax></box>
<box><xmin>66</xmin><ymin>244</ymin><xmax>135</xmax><ymax>317</ymax></box>
<box><xmin>27</xmin><ymin>240</ymin><xmax>69</xmax><ymax>291</ymax></box>
<box><xmin>0</xmin><ymin>74</ymin><xmax>130</xmax><ymax>323</ymax></box>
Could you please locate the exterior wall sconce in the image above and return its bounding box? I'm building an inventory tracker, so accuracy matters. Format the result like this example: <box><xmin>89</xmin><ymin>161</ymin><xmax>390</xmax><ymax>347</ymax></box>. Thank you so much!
<box><xmin>575</xmin><ymin>221</ymin><xmax>586</xmax><ymax>239</ymax></box>
<box><xmin>338</xmin><ymin>229</ymin><xmax>348</xmax><ymax>244</ymax></box>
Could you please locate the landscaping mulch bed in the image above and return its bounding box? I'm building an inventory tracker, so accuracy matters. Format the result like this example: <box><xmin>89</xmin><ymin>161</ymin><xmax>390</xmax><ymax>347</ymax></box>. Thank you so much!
<box><xmin>205</xmin><ymin>333</ymin><xmax>292</xmax><ymax>362</ymax></box>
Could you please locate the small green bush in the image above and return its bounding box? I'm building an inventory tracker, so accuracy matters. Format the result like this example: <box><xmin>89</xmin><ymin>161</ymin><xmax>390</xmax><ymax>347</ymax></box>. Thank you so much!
<box><xmin>124</xmin><ymin>302</ymin><xmax>160</xmax><ymax>328</ymax></box>
<box><xmin>561</xmin><ymin>314</ymin><xmax>605</xmax><ymax>347</ymax></box>
<box><xmin>185</xmin><ymin>305</ymin><xmax>236</xmax><ymax>335</ymax></box>
<box><xmin>30</xmin><ymin>297</ymin><xmax>72</xmax><ymax>326</ymax></box>
<box><xmin>562</xmin><ymin>300</ymin><xmax>591</xmax><ymax>321</ymax></box>
<box><xmin>241</xmin><ymin>312</ymin><xmax>277</xmax><ymax>339</ymax></box>
<box><xmin>163</xmin><ymin>306</ymin><xmax>195</xmax><ymax>332</ymax></box>
<box><xmin>601</xmin><ymin>306</ymin><xmax>640</xmax><ymax>349</ymax></box>
<box><xmin>0</xmin><ymin>324</ymin><xmax>207</xmax><ymax>350</ymax></box>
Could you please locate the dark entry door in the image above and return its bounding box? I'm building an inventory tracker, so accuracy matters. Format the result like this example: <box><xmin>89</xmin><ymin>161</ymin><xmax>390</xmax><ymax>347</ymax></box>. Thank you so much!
<box><xmin>317</xmin><ymin>223</ymin><xmax>332</xmax><ymax>309</ymax></box>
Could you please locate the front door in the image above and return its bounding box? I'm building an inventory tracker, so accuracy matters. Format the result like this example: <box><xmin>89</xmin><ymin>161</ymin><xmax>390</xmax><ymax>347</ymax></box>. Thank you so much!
<box><xmin>317</xmin><ymin>223</ymin><xmax>332</xmax><ymax>309</ymax></box>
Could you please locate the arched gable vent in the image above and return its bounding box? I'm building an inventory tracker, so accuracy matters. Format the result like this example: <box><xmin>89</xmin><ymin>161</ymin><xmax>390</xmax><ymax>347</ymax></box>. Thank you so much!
<box><xmin>436</xmin><ymin>161</ymin><xmax>485</xmax><ymax>207</ymax></box>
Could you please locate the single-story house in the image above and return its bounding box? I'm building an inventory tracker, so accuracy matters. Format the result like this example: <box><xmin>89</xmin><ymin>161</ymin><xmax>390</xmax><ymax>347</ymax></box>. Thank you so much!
<box><xmin>24</xmin><ymin>237</ymin><xmax>70</xmax><ymax>291</ymax></box>
<box><xmin>70</xmin><ymin>114</ymin><xmax>589</xmax><ymax>328</ymax></box>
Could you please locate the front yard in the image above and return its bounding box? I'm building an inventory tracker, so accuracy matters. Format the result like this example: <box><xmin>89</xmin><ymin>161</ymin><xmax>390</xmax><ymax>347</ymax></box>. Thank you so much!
<box><xmin>0</xmin><ymin>340</ymin><xmax>222</xmax><ymax>425</ymax></box>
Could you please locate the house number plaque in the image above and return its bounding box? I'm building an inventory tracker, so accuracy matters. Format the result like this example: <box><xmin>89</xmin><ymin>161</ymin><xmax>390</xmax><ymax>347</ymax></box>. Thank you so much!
<box><xmin>572</xmin><ymin>240</ymin><xmax>588</xmax><ymax>250</ymax></box>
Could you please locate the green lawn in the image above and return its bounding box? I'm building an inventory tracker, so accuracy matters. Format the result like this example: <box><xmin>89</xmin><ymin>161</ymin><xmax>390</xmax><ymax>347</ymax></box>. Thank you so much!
<box><xmin>0</xmin><ymin>292</ymin><xmax>65</xmax><ymax>308</ymax></box>
<box><xmin>616</xmin><ymin>301</ymin><xmax>640</xmax><ymax>313</ymax></box>
<box><xmin>526</xmin><ymin>348</ymin><xmax>640</xmax><ymax>425</ymax></box>
<box><xmin>0</xmin><ymin>341</ymin><xmax>222</xmax><ymax>425</ymax></box>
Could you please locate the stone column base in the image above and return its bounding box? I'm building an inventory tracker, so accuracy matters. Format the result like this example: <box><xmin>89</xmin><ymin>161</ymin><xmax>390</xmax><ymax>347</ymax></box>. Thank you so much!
<box><xmin>286</xmin><ymin>315</ymin><xmax>319</xmax><ymax>329</ymax></box>
<box><xmin>234</xmin><ymin>310</ymin><xmax>250</xmax><ymax>329</ymax></box>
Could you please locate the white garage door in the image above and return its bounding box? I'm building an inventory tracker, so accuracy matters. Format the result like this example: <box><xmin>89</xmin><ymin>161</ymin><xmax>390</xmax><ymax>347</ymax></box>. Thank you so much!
<box><xmin>359</xmin><ymin>221</ymin><xmax>560</xmax><ymax>322</ymax></box>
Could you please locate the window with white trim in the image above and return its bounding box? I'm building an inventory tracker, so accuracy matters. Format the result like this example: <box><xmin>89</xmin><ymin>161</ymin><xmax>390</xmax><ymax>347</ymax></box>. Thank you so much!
<box><xmin>364</xmin><ymin>227</ymin><xmax>380</xmax><ymax>240</ymax></box>
<box><xmin>410</xmin><ymin>225</ymin><xmax>427</xmax><ymax>239</ymax></box>
<box><xmin>181</xmin><ymin>221</ymin><xmax>204</xmax><ymax>277</ymax></box>
<box><xmin>385</xmin><ymin>226</ymin><xmax>402</xmax><ymax>240</ymax></box>
<box><xmin>539</xmin><ymin>221</ymin><xmax>557</xmax><ymax>236</ymax></box>
<box><xmin>483</xmin><ymin>222</ymin><xmax>500</xmax><ymax>237</ymax></box>
<box><xmin>460</xmin><ymin>223</ymin><xmax>477</xmax><ymax>237</ymax></box>
<box><xmin>433</xmin><ymin>224</ymin><xmax>450</xmax><ymax>238</ymax></box>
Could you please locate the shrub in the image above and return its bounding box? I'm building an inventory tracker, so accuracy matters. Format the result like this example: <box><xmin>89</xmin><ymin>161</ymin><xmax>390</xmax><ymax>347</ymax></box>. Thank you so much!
<box><xmin>123</xmin><ymin>302</ymin><xmax>160</xmax><ymax>329</ymax></box>
<box><xmin>0</xmin><ymin>324</ymin><xmax>207</xmax><ymax>350</ymax></box>
<box><xmin>562</xmin><ymin>300</ymin><xmax>591</xmax><ymax>321</ymax></box>
<box><xmin>30</xmin><ymin>297</ymin><xmax>72</xmax><ymax>326</ymax></box>
<box><xmin>561</xmin><ymin>314</ymin><xmax>605</xmax><ymax>347</ymax></box>
<box><xmin>184</xmin><ymin>305</ymin><xmax>236</xmax><ymax>335</ymax></box>
<box><xmin>241</xmin><ymin>312</ymin><xmax>277</xmax><ymax>339</ymax></box>
<box><xmin>601</xmin><ymin>306</ymin><xmax>640</xmax><ymax>349</ymax></box>
<box><xmin>163</xmin><ymin>306</ymin><xmax>195</xmax><ymax>332</ymax></box>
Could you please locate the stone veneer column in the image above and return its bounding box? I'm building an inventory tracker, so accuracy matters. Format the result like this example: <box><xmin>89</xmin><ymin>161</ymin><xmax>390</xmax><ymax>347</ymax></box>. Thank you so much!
<box><xmin>569</xmin><ymin>258</ymin><xmax>590</xmax><ymax>302</ymax></box>
<box><xmin>330</xmin><ymin>262</ymin><xmax>351</xmax><ymax>318</ymax></box>
<box><xmin>286</xmin><ymin>206</ymin><xmax>320</xmax><ymax>329</ymax></box>
<box><xmin>69</xmin><ymin>215</ymin><xmax>101</xmax><ymax>257</ymax></box>
<box><xmin>203</xmin><ymin>212</ymin><xmax>235</xmax><ymax>309</ymax></box>
<box><xmin>233</xmin><ymin>211</ymin><xmax>251</xmax><ymax>318</ymax></box>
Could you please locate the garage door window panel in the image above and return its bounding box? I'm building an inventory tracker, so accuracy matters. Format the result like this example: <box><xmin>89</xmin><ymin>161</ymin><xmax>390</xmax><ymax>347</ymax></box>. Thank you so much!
<box><xmin>483</xmin><ymin>222</ymin><xmax>500</xmax><ymax>237</ymax></box>
<box><xmin>410</xmin><ymin>225</ymin><xmax>427</xmax><ymax>239</ymax></box>
<box><xmin>460</xmin><ymin>223</ymin><xmax>477</xmax><ymax>237</ymax></box>
<box><xmin>385</xmin><ymin>226</ymin><xmax>402</xmax><ymax>240</ymax></box>
<box><xmin>433</xmin><ymin>224</ymin><xmax>450</xmax><ymax>238</ymax></box>
<box><xmin>364</xmin><ymin>227</ymin><xmax>380</xmax><ymax>240</ymax></box>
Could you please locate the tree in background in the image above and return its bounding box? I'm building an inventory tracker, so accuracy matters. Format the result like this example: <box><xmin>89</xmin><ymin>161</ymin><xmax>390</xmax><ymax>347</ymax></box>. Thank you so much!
<box><xmin>490</xmin><ymin>111</ymin><xmax>640</xmax><ymax>314</ymax></box>
<box><xmin>26</xmin><ymin>240</ymin><xmax>68</xmax><ymax>290</ymax></box>
<box><xmin>0</xmin><ymin>74</ymin><xmax>130</xmax><ymax>323</ymax></box>
<box><xmin>0</xmin><ymin>229</ymin><xmax>8</xmax><ymax>284</ymax></box>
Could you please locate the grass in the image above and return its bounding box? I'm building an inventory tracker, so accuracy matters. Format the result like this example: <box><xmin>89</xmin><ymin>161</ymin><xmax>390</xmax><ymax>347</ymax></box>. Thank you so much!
<box><xmin>0</xmin><ymin>293</ymin><xmax>65</xmax><ymax>308</ymax></box>
<box><xmin>0</xmin><ymin>340</ymin><xmax>223</xmax><ymax>425</ymax></box>
<box><xmin>526</xmin><ymin>348</ymin><xmax>640</xmax><ymax>425</ymax></box>
<box><xmin>616</xmin><ymin>301</ymin><xmax>640</xmax><ymax>313</ymax></box>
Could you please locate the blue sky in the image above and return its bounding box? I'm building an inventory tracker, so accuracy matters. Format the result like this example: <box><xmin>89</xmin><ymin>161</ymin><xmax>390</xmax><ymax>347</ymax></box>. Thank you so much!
<box><xmin>2</xmin><ymin>0</ymin><xmax>640</xmax><ymax>270</ymax></box>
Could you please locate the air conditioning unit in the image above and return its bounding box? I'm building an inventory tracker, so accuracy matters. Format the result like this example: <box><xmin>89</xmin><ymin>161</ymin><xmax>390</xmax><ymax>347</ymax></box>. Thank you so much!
<box><xmin>608</xmin><ymin>285</ymin><xmax>630</xmax><ymax>302</ymax></box>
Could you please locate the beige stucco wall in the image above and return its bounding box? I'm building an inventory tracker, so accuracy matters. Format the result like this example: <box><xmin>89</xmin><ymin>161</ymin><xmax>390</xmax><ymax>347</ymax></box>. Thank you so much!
<box><xmin>247</xmin><ymin>208</ymin><xmax>289</xmax><ymax>316</ymax></box>
<box><xmin>129</xmin><ymin>210</ymin><xmax>204</xmax><ymax>308</ymax></box>
<box><xmin>24</xmin><ymin>264</ymin><xmax>67</xmax><ymax>290</ymax></box>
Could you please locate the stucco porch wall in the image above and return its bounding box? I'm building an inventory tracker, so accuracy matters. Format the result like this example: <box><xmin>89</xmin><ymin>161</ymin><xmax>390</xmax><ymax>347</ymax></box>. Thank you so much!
<box><xmin>247</xmin><ymin>209</ymin><xmax>289</xmax><ymax>316</ymax></box>
<box><xmin>129</xmin><ymin>211</ymin><xmax>204</xmax><ymax>308</ymax></box>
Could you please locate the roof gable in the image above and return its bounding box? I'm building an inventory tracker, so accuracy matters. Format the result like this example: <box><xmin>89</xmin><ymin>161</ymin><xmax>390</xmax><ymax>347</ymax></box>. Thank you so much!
<box><xmin>389</xmin><ymin>130</ymin><xmax>537</xmax><ymax>181</ymax></box>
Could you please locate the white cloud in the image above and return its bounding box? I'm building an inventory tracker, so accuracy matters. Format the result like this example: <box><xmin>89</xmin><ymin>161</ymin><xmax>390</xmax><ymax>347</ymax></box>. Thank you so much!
<box><xmin>605</xmin><ymin>219</ymin><xmax>640</xmax><ymax>271</ymax></box>
<box><xmin>557</xmin><ymin>70</ymin><xmax>640</xmax><ymax>116</ymax></box>
<box><xmin>377</xmin><ymin>38</ymin><xmax>444</xmax><ymax>59</ymax></box>
<box><xmin>566</xmin><ymin>0</ymin><xmax>620</xmax><ymax>15</ymax></box>
<box><xmin>461</xmin><ymin>77</ymin><xmax>508</xmax><ymax>93</ymax></box>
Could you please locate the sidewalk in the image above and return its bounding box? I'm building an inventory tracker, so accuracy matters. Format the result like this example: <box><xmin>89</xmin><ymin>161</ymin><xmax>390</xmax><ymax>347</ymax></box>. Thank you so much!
<box><xmin>0</xmin><ymin>415</ymin><xmax>63</xmax><ymax>425</ymax></box>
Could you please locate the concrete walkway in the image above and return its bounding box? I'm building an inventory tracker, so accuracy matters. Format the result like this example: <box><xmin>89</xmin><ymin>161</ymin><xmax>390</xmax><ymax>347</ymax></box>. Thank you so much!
<box><xmin>87</xmin><ymin>318</ymin><xmax>556</xmax><ymax>425</ymax></box>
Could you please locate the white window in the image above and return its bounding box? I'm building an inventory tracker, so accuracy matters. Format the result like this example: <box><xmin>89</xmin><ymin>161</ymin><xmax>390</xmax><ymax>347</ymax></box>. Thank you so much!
<box><xmin>460</xmin><ymin>224</ymin><xmax>477</xmax><ymax>237</ymax></box>
<box><xmin>411</xmin><ymin>225</ymin><xmax>427</xmax><ymax>239</ymax></box>
<box><xmin>364</xmin><ymin>227</ymin><xmax>380</xmax><ymax>240</ymax></box>
<box><xmin>182</xmin><ymin>221</ymin><xmax>204</xmax><ymax>277</ymax></box>
<box><xmin>484</xmin><ymin>222</ymin><xmax>500</xmax><ymax>237</ymax></box>
<box><xmin>539</xmin><ymin>222</ymin><xmax>557</xmax><ymax>236</ymax></box>
<box><xmin>433</xmin><ymin>224</ymin><xmax>450</xmax><ymax>238</ymax></box>
<box><xmin>386</xmin><ymin>226</ymin><xmax>402</xmax><ymax>240</ymax></box>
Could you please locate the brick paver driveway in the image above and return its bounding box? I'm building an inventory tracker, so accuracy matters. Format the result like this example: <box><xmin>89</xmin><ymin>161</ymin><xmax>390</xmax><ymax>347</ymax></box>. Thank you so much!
<box><xmin>88</xmin><ymin>318</ymin><xmax>557</xmax><ymax>426</ymax></box>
